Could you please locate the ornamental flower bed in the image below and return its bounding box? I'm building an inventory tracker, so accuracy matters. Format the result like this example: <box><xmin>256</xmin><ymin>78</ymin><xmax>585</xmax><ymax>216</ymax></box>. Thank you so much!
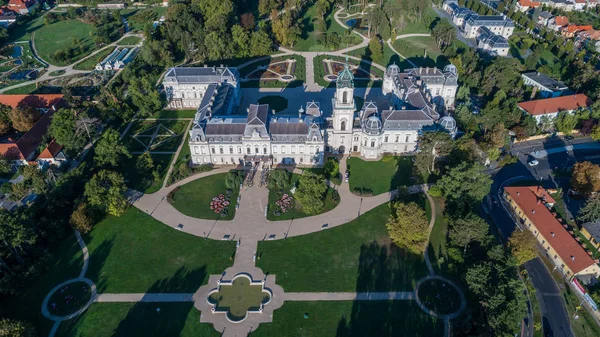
<box><xmin>210</xmin><ymin>194</ymin><xmax>230</xmax><ymax>214</ymax></box>
<box><xmin>275</xmin><ymin>194</ymin><xmax>294</xmax><ymax>213</ymax></box>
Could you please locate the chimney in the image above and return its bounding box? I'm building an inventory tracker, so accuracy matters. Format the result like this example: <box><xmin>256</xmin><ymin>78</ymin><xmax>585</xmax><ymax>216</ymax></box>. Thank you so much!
<box><xmin>247</xmin><ymin>108</ymin><xmax>250</xmax><ymax>113</ymax></box>
<box><xmin>220</xmin><ymin>64</ymin><xmax>224</xmax><ymax>68</ymax></box>
<box><xmin>401</xmin><ymin>106</ymin><xmax>406</xmax><ymax>110</ymax></box>
<box><xmin>532</xmin><ymin>210</ymin><xmax>536</xmax><ymax>214</ymax></box>
<box><xmin>551</xmin><ymin>232</ymin><xmax>555</xmax><ymax>237</ymax></box>
<box><xmin>204</xmin><ymin>64</ymin><xmax>207</xmax><ymax>68</ymax></box>
<box><xmin>571</xmin><ymin>256</ymin><xmax>575</xmax><ymax>261</ymax></box>
<box><xmin>272</xmin><ymin>109</ymin><xmax>276</xmax><ymax>115</ymax></box>
<box><xmin>517</xmin><ymin>192</ymin><xmax>520</xmax><ymax>196</ymax></box>
<box><xmin>537</xmin><ymin>199</ymin><xmax>541</xmax><ymax>205</ymax></box>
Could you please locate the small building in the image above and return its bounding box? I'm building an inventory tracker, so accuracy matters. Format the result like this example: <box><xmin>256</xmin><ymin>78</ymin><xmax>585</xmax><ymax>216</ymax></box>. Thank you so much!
<box><xmin>504</xmin><ymin>186</ymin><xmax>600</xmax><ymax>278</ymax></box>
<box><xmin>463</xmin><ymin>14</ymin><xmax>515</xmax><ymax>39</ymax></box>
<box><xmin>517</xmin><ymin>94</ymin><xmax>590</xmax><ymax>122</ymax></box>
<box><xmin>517</xmin><ymin>0</ymin><xmax>542</xmax><ymax>12</ymax></box>
<box><xmin>574</xmin><ymin>0</ymin><xmax>587</xmax><ymax>10</ymax></box>
<box><xmin>549</xmin><ymin>0</ymin><xmax>575</xmax><ymax>11</ymax></box>
<box><xmin>538</xmin><ymin>11</ymin><xmax>554</xmax><ymax>26</ymax></box>
<box><xmin>521</xmin><ymin>72</ymin><xmax>569</xmax><ymax>98</ymax></box>
<box><xmin>0</xmin><ymin>8</ymin><xmax>17</xmax><ymax>27</ymax></box>
<box><xmin>97</xmin><ymin>3</ymin><xmax>126</xmax><ymax>9</ymax></box>
<box><xmin>95</xmin><ymin>47</ymin><xmax>138</xmax><ymax>71</ymax></box>
<box><xmin>562</xmin><ymin>24</ymin><xmax>593</xmax><ymax>38</ymax></box>
<box><xmin>548</xmin><ymin>16</ymin><xmax>569</xmax><ymax>31</ymax></box>
<box><xmin>7</xmin><ymin>0</ymin><xmax>37</xmax><ymax>14</ymax></box>
<box><xmin>36</xmin><ymin>140</ymin><xmax>67</xmax><ymax>166</ymax></box>
<box><xmin>581</xmin><ymin>222</ymin><xmax>600</xmax><ymax>251</ymax></box>
<box><xmin>476</xmin><ymin>26</ymin><xmax>509</xmax><ymax>56</ymax></box>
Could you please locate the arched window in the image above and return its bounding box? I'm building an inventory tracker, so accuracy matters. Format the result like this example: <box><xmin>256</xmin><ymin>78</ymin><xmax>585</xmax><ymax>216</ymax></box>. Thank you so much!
<box><xmin>194</xmin><ymin>92</ymin><xmax>197</xmax><ymax>98</ymax></box>
<box><xmin>246</xmin><ymin>147</ymin><xmax>251</xmax><ymax>154</ymax></box>
<box><xmin>343</xmin><ymin>91</ymin><xmax>348</xmax><ymax>103</ymax></box>
<box><xmin>371</xmin><ymin>140</ymin><xmax>376</xmax><ymax>147</ymax></box>
<box><xmin>194</xmin><ymin>147</ymin><xmax>199</xmax><ymax>154</ymax></box>
<box><xmin>182</xmin><ymin>92</ymin><xmax>185</xmax><ymax>99</ymax></box>
<box><xmin>255</xmin><ymin>147</ymin><xmax>259</xmax><ymax>154</ymax></box>
<box><xmin>263</xmin><ymin>146</ymin><xmax>267</xmax><ymax>154</ymax></box>
<box><xmin>195</xmin><ymin>136</ymin><xmax>201</xmax><ymax>142</ymax></box>
<box><xmin>341</xmin><ymin>119</ymin><xmax>347</xmax><ymax>131</ymax></box>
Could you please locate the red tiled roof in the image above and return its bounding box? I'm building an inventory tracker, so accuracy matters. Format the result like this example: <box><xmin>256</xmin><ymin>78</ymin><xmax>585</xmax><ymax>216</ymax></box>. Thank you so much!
<box><xmin>37</xmin><ymin>140</ymin><xmax>63</xmax><ymax>159</ymax></box>
<box><xmin>505</xmin><ymin>186</ymin><xmax>596</xmax><ymax>275</ymax></box>
<box><xmin>16</xmin><ymin>109</ymin><xmax>54</xmax><ymax>160</ymax></box>
<box><xmin>0</xmin><ymin>94</ymin><xmax>63</xmax><ymax>109</ymax></box>
<box><xmin>517</xmin><ymin>94</ymin><xmax>590</xmax><ymax>116</ymax></box>
<box><xmin>579</xmin><ymin>29</ymin><xmax>600</xmax><ymax>40</ymax></box>
<box><xmin>518</xmin><ymin>0</ymin><xmax>541</xmax><ymax>7</ymax></box>
<box><xmin>566</xmin><ymin>24</ymin><xmax>593</xmax><ymax>34</ymax></box>
<box><xmin>7</xmin><ymin>0</ymin><xmax>36</xmax><ymax>10</ymax></box>
<box><xmin>575</xmin><ymin>0</ymin><xmax>586</xmax><ymax>3</ymax></box>
<box><xmin>554</xmin><ymin>16</ymin><xmax>569</xmax><ymax>27</ymax></box>
<box><xmin>0</xmin><ymin>142</ymin><xmax>24</xmax><ymax>160</ymax></box>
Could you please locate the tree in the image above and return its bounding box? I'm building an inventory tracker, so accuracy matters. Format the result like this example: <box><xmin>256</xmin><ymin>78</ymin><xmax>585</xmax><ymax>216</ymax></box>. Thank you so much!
<box><xmin>240</xmin><ymin>13</ymin><xmax>255</xmax><ymax>30</ymax></box>
<box><xmin>414</xmin><ymin>131</ymin><xmax>454</xmax><ymax>175</ymax></box>
<box><xmin>8</xmin><ymin>106</ymin><xmax>40</xmax><ymax>132</ymax></box>
<box><xmin>84</xmin><ymin>170</ymin><xmax>127</xmax><ymax>217</ymax></box>
<box><xmin>128</xmin><ymin>76</ymin><xmax>163</xmax><ymax>116</ymax></box>
<box><xmin>135</xmin><ymin>152</ymin><xmax>154</xmax><ymax>175</ymax></box>
<box><xmin>268</xmin><ymin>169</ymin><xmax>290</xmax><ymax>189</ymax></box>
<box><xmin>368</xmin><ymin>38</ymin><xmax>383</xmax><ymax>63</ymax></box>
<box><xmin>295</xmin><ymin>172</ymin><xmax>327</xmax><ymax>214</ymax></box>
<box><xmin>578</xmin><ymin>195</ymin><xmax>600</xmax><ymax>223</ymax></box>
<box><xmin>0</xmin><ymin>103</ymin><xmax>12</xmax><ymax>135</ymax></box>
<box><xmin>70</xmin><ymin>202</ymin><xmax>93</xmax><ymax>234</ymax></box>
<box><xmin>232</xmin><ymin>24</ymin><xmax>251</xmax><ymax>58</ymax></box>
<box><xmin>204</xmin><ymin>31</ymin><xmax>231</xmax><ymax>60</ymax></box>
<box><xmin>225</xmin><ymin>170</ymin><xmax>243</xmax><ymax>189</ymax></box>
<box><xmin>554</xmin><ymin>111</ymin><xmax>578</xmax><ymax>135</ymax></box>
<box><xmin>0</xmin><ymin>210</ymin><xmax>35</xmax><ymax>265</ymax></box>
<box><xmin>466</xmin><ymin>262</ymin><xmax>492</xmax><ymax>297</ymax></box>
<box><xmin>94</xmin><ymin>129</ymin><xmax>131</xmax><ymax>167</ymax></box>
<box><xmin>431</xmin><ymin>18</ymin><xmax>456</xmax><ymax>50</ymax></box>
<box><xmin>249</xmin><ymin>31</ymin><xmax>273</xmax><ymax>57</ymax></box>
<box><xmin>571</xmin><ymin>161</ymin><xmax>600</xmax><ymax>195</ymax></box>
<box><xmin>323</xmin><ymin>158</ymin><xmax>339</xmax><ymax>181</ymax></box>
<box><xmin>49</xmin><ymin>108</ymin><xmax>87</xmax><ymax>152</ymax></box>
<box><xmin>0</xmin><ymin>318</ymin><xmax>37</xmax><ymax>337</ymax></box>
<box><xmin>0</xmin><ymin>154</ymin><xmax>10</xmax><ymax>174</ymax></box>
<box><xmin>386</xmin><ymin>201</ymin><xmax>429</xmax><ymax>254</ymax></box>
<box><xmin>508</xmin><ymin>230</ymin><xmax>537</xmax><ymax>265</ymax></box>
<box><xmin>449</xmin><ymin>212</ymin><xmax>489</xmax><ymax>253</ymax></box>
<box><xmin>437</xmin><ymin>163</ymin><xmax>492</xmax><ymax>207</ymax></box>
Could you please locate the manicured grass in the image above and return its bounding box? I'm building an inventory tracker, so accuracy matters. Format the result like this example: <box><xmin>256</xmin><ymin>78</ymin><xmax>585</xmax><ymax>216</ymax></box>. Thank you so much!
<box><xmin>251</xmin><ymin>301</ymin><xmax>444</xmax><ymax>337</ymax></box>
<box><xmin>84</xmin><ymin>207</ymin><xmax>236</xmax><ymax>293</ymax></box>
<box><xmin>347</xmin><ymin>156</ymin><xmax>414</xmax><ymax>196</ymax></box>
<box><xmin>56</xmin><ymin>303</ymin><xmax>220</xmax><ymax>337</ymax></box>
<box><xmin>417</xmin><ymin>279</ymin><xmax>461</xmax><ymax>315</ymax></box>
<box><xmin>4</xmin><ymin>233</ymin><xmax>83</xmax><ymax>336</ymax></box>
<box><xmin>427</xmin><ymin>196</ymin><xmax>449</xmax><ymax>275</ymax></box>
<box><xmin>72</xmin><ymin>47</ymin><xmax>116</xmax><ymax>71</ymax></box>
<box><xmin>267</xmin><ymin>173</ymin><xmax>339</xmax><ymax>221</ymax></box>
<box><xmin>119</xmin><ymin>153</ymin><xmax>174</xmax><ymax>194</ymax></box>
<box><xmin>347</xmin><ymin>43</ymin><xmax>399</xmax><ymax>68</ymax></box>
<box><xmin>123</xmin><ymin>120</ymin><xmax>189</xmax><ymax>152</ymax></box>
<box><xmin>168</xmin><ymin>173</ymin><xmax>240</xmax><ymax>221</ymax></box>
<box><xmin>34</xmin><ymin>19</ymin><xmax>98</xmax><ymax>66</ymax></box>
<box><xmin>149</xmin><ymin>109</ymin><xmax>197</xmax><ymax>119</ymax></box>
<box><xmin>239</xmin><ymin>55</ymin><xmax>306</xmax><ymax>88</ymax></box>
<box><xmin>117</xmin><ymin>36</ymin><xmax>142</xmax><ymax>46</ymax></box>
<box><xmin>48</xmin><ymin>281</ymin><xmax>92</xmax><ymax>317</ymax></box>
<box><xmin>292</xmin><ymin>5</ymin><xmax>362</xmax><ymax>52</ymax></box>
<box><xmin>8</xmin><ymin>15</ymin><xmax>44</xmax><ymax>42</ymax></box>
<box><xmin>209</xmin><ymin>277</ymin><xmax>269</xmax><ymax>321</ymax></box>
<box><xmin>48</xmin><ymin>70</ymin><xmax>66</xmax><ymax>76</ymax></box>
<box><xmin>392</xmin><ymin>36</ymin><xmax>449</xmax><ymax>68</ymax></box>
<box><xmin>258</xmin><ymin>95</ymin><xmax>288</xmax><ymax>112</ymax></box>
<box><xmin>257</xmin><ymin>202</ymin><xmax>429</xmax><ymax>292</ymax></box>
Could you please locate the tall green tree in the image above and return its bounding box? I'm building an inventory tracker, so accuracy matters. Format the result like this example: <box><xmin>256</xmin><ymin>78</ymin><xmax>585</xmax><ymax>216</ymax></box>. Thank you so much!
<box><xmin>368</xmin><ymin>38</ymin><xmax>383</xmax><ymax>63</ymax></box>
<box><xmin>84</xmin><ymin>170</ymin><xmax>127</xmax><ymax>217</ymax></box>
<box><xmin>414</xmin><ymin>131</ymin><xmax>453</xmax><ymax>176</ymax></box>
<box><xmin>0</xmin><ymin>103</ymin><xmax>11</xmax><ymax>135</ymax></box>
<box><xmin>554</xmin><ymin>111</ymin><xmax>578</xmax><ymax>135</ymax></box>
<box><xmin>94</xmin><ymin>129</ymin><xmax>131</xmax><ymax>167</ymax></box>
<box><xmin>0</xmin><ymin>318</ymin><xmax>37</xmax><ymax>337</ymax></box>
<box><xmin>578</xmin><ymin>195</ymin><xmax>600</xmax><ymax>223</ymax></box>
<box><xmin>295</xmin><ymin>172</ymin><xmax>327</xmax><ymax>214</ymax></box>
<box><xmin>449</xmin><ymin>212</ymin><xmax>489</xmax><ymax>253</ymax></box>
<box><xmin>431</xmin><ymin>18</ymin><xmax>456</xmax><ymax>49</ymax></box>
<box><xmin>508</xmin><ymin>230</ymin><xmax>537</xmax><ymax>265</ymax></box>
<box><xmin>128</xmin><ymin>77</ymin><xmax>163</xmax><ymax>117</ymax></box>
<box><xmin>49</xmin><ymin>108</ymin><xmax>88</xmax><ymax>153</ymax></box>
<box><xmin>437</xmin><ymin>162</ymin><xmax>492</xmax><ymax>207</ymax></box>
<box><xmin>386</xmin><ymin>201</ymin><xmax>429</xmax><ymax>254</ymax></box>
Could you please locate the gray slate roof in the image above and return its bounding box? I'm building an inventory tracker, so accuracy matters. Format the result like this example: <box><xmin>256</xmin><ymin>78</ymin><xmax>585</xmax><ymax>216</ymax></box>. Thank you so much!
<box><xmin>522</xmin><ymin>72</ymin><xmax>568</xmax><ymax>92</ymax></box>
<box><xmin>582</xmin><ymin>222</ymin><xmax>600</xmax><ymax>245</ymax></box>
<box><xmin>164</xmin><ymin>66</ymin><xmax>238</xmax><ymax>84</ymax></box>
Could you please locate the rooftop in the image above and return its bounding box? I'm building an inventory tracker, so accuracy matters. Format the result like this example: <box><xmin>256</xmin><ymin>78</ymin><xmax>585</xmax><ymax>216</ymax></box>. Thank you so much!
<box><xmin>522</xmin><ymin>72</ymin><xmax>568</xmax><ymax>91</ymax></box>
<box><xmin>517</xmin><ymin>94</ymin><xmax>590</xmax><ymax>116</ymax></box>
<box><xmin>0</xmin><ymin>94</ymin><xmax>63</xmax><ymax>109</ymax></box>
<box><xmin>582</xmin><ymin>222</ymin><xmax>600</xmax><ymax>246</ymax></box>
<box><xmin>504</xmin><ymin>186</ymin><xmax>595</xmax><ymax>275</ymax></box>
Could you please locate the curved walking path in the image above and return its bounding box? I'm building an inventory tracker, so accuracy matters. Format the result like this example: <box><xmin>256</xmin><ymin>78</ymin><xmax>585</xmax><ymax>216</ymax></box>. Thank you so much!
<box><xmin>385</xmin><ymin>33</ymin><xmax>433</xmax><ymax>69</ymax></box>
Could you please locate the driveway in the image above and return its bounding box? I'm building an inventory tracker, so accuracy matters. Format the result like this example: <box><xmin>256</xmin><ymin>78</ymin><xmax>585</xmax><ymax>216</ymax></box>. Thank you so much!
<box><xmin>525</xmin><ymin>258</ymin><xmax>574</xmax><ymax>337</ymax></box>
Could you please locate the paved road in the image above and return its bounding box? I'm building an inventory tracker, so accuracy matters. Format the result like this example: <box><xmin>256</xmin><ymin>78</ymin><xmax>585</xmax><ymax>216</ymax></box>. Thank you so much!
<box><xmin>525</xmin><ymin>258</ymin><xmax>574</xmax><ymax>337</ymax></box>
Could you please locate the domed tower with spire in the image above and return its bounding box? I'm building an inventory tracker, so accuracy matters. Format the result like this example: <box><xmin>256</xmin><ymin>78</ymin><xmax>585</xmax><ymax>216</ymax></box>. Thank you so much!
<box><xmin>329</xmin><ymin>57</ymin><xmax>355</xmax><ymax>154</ymax></box>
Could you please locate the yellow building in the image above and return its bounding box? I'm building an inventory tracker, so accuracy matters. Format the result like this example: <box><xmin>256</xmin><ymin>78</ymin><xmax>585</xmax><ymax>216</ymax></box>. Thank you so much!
<box><xmin>581</xmin><ymin>222</ymin><xmax>600</xmax><ymax>251</ymax></box>
<box><xmin>504</xmin><ymin>186</ymin><xmax>600</xmax><ymax>278</ymax></box>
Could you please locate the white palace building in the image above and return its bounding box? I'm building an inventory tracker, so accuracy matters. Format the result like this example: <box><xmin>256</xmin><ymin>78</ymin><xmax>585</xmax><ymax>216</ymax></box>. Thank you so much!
<box><xmin>162</xmin><ymin>62</ymin><xmax>458</xmax><ymax>167</ymax></box>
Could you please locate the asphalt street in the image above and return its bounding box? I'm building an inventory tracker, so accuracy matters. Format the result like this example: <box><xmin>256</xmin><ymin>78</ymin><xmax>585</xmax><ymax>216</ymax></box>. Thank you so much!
<box><xmin>485</xmin><ymin>136</ymin><xmax>600</xmax><ymax>337</ymax></box>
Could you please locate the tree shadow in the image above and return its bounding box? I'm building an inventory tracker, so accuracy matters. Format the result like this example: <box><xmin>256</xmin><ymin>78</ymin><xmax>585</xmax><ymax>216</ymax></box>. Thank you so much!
<box><xmin>79</xmin><ymin>237</ymin><xmax>115</xmax><ymax>294</ymax></box>
<box><xmin>388</xmin><ymin>156</ymin><xmax>419</xmax><ymax>194</ymax></box>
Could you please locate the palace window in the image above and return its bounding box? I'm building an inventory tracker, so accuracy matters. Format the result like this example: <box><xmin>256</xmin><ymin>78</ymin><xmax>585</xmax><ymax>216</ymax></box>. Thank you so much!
<box><xmin>229</xmin><ymin>147</ymin><xmax>233</xmax><ymax>154</ymax></box>
<box><xmin>219</xmin><ymin>147</ymin><xmax>224</xmax><ymax>154</ymax></box>
<box><xmin>371</xmin><ymin>140</ymin><xmax>375</xmax><ymax>147</ymax></box>
<box><xmin>263</xmin><ymin>147</ymin><xmax>268</xmax><ymax>154</ymax></box>
<box><xmin>384</xmin><ymin>135</ymin><xmax>389</xmax><ymax>143</ymax></box>
<box><xmin>246</xmin><ymin>147</ymin><xmax>251</xmax><ymax>154</ymax></box>
<box><xmin>341</xmin><ymin>120</ymin><xmax>347</xmax><ymax>131</ymax></box>
<box><xmin>194</xmin><ymin>147</ymin><xmax>199</xmax><ymax>154</ymax></box>
<box><xmin>405</xmin><ymin>134</ymin><xmax>410</xmax><ymax>142</ymax></box>
<box><xmin>211</xmin><ymin>147</ymin><xmax>215</xmax><ymax>154</ymax></box>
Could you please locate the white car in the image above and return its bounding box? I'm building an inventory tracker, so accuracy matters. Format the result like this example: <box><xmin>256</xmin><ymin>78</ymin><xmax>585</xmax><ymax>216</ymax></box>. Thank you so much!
<box><xmin>528</xmin><ymin>160</ymin><xmax>539</xmax><ymax>167</ymax></box>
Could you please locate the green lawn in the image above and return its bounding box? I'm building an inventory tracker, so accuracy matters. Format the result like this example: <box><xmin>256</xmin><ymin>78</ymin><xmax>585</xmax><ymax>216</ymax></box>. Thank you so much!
<box><xmin>34</xmin><ymin>19</ymin><xmax>98</xmax><ymax>66</ymax></box>
<box><xmin>392</xmin><ymin>36</ymin><xmax>449</xmax><ymax>68</ymax></box>
<box><xmin>123</xmin><ymin>7</ymin><xmax>168</xmax><ymax>31</ymax></box>
<box><xmin>2</xmin><ymin>82</ymin><xmax>62</xmax><ymax>94</ymax></box>
<box><xmin>252</xmin><ymin>301</ymin><xmax>444</xmax><ymax>337</ymax></box>
<box><xmin>168</xmin><ymin>173</ymin><xmax>240</xmax><ymax>221</ymax></box>
<box><xmin>56</xmin><ymin>303</ymin><xmax>220</xmax><ymax>337</ymax></box>
<box><xmin>117</xmin><ymin>36</ymin><xmax>142</xmax><ymax>46</ymax></box>
<box><xmin>72</xmin><ymin>47</ymin><xmax>116</xmax><ymax>71</ymax></box>
<box><xmin>119</xmin><ymin>153</ymin><xmax>174</xmax><ymax>194</ymax></box>
<box><xmin>48</xmin><ymin>70</ymin><xmax>66</xmax><ymax>76</ymax></box>
<box><xmin>149</xmin><ymin>109</ymin><xmax>197</xmax><ymax>119</ymax></box>
<box><xmin>257</xmin><ymin>202</ymin><xmax>429</xmax><ymax>292</ymax></box>
<box><xmin>347</xmin><ymin>156</ymin><xmax>415</xmax><ymax>196</ymax></box>
<box><xmin>123</xmin><ymin>120</ymin><xmax>189</xmax><ymax>152</ymax></box>
<box><xmin>267</xmin><ymin>173</ymin><xmax>339</xmax><ymax>221</ymax></box>
<box><xmin>291</xmin><ymin>5</ymin><xmax>362</xmax><ymax>52</ymax></box>
<box><xmin>208</xmin><ymin>277</ymin><xmax>269</xmax><ymax>321</ymax></box>
<box><xmin>427</xmin><ymin>196</ymin><xmax>449</xmax><ymax>275</ymax></box>
<box><xmin>258</xmin><ymin>95</ymin><xmax>288</xmax><ymax>112</ymax></box>
<box><xmin>8</xmin><ymin>15</ymin><xmax>44</xmax><ymax>42</ymax></box>
<box><xmin>239</xmin><ymin>55</ymin><xmax>306</xmax><ymax>88</ymax></box>
<box><xmin>347</xmin><ymin>43</ymin><xmax>399</xmax><ymax>68</ymax></box>
<box><xmin>84</xmin><ymin>207</ymin><xmax>235</xmax><ymax>293</ymax></box>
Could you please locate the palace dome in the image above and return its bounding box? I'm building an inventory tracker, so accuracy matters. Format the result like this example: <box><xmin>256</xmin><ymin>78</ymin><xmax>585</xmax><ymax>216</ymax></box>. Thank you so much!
<box><xmin>363</xmin><ymin>115</ymin><xmax>382</xmax><ymax>135</ymax></box>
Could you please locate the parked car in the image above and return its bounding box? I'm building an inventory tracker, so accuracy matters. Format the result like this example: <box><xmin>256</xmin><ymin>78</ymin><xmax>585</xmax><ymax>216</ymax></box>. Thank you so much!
<box><xmin>344</xmin><ymin>172</ymin><xmax>349</xmax><ymax>183</ymax></box>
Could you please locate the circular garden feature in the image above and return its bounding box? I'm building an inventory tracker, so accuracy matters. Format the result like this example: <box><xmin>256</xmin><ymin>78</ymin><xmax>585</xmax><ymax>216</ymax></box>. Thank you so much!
<box><xmin>47</xmin><ymin>281</ymin><xmax>92</xmax><ymax>317</ymax></box>
<box><xmin>417</xmin><ymin>279</ymin><xmax>461</xmax><ymax>316</ymax></box>
<box><xmin>208</xmin><ymin>275</ymin><xmax>271</xmax><ymax>322</ymax></box>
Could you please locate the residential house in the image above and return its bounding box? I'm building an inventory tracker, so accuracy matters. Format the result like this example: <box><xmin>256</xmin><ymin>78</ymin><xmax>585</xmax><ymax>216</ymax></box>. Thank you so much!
<box><xmin>7</xmin><ymin>0</ymin><xmax>37</xmax><ymax>14</ymax></box>
<box><xmin>517</xmin><ymin>94</ymin><xmax>590</xmax><ymax>122</ymax></box>
<box><xmin>548</xmin><ymin>16</ymin><xmax>569</xmax><ymax>31</ymax></box>
<box><xmin>477</xmin><ymin>26</ymin><xmax>510</xmax><ymax>56</ymax></box>
<box><xmin>36</xmin><ymin>140</ymin><xmax>67</xmax><ymax>166</ymax></box>
<box><xmin>0</xmin><ymin>94</ymin><xmax>63</xmax><ymax>112</ymax></box>
<box><xmin>549</xmin><ymin>0</ymin><xmax>575</xmax><ymax>11</ymax></box>
<box><xmin>521</xmin><ymin>72</ymin><xmax>569</xmax><ymax>98</ymax></box>
<box><xmin>504</xmin><ymin>186</ymin><xmax>600</xmax><ymax>278</ymax></box>
<box><xmin>0</xmin><ymin>8</ymin><xmax>16</xmax><ymax>27</ymax></box>
<box><xmin>517</xmin><ymin>0</ymin><xmax>542</xmax><ymax>11</ymax></box>
<box><xmin>588</xmin><ymin>0</ymin><xmax>598</xmax><ymax>7</ymax></box>
<box><xmin>537</xmin><ymin>11</ymin><xmax>554</xmax><ymax>26</ymax></box>
<box><xmin>581</xmin><ymin>222</ymin><xmax>600</xmax><ymax>251</ymax></box>
<box><xmin>574</xmin><ymin>0</ymin><xmax>587</xmax><ymax>10</ymax></box>
<box><xmin>443</xmin><ymin>0</ymin><xmax>460</xmax><ymax>14</ymax></box>
<box><xmin>562</xmin><ymin>24</ymin><xmax>593</xmax><ymax>38</ymax></box>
